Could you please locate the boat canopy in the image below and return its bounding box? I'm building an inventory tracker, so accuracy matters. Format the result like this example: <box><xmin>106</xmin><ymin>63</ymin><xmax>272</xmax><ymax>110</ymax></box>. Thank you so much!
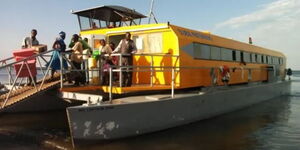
<box><xmin>72</xmin><ymin>5</ymin><xmax>147</xmax><ymax>30</ymax></box>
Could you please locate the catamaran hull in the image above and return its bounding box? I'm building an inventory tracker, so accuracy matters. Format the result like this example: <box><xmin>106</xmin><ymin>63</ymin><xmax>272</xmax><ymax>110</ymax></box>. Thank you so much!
<box><xmin>66</xmin><ymin>81</ymin><xmax>291</xmax><ymax>143</ymax></box>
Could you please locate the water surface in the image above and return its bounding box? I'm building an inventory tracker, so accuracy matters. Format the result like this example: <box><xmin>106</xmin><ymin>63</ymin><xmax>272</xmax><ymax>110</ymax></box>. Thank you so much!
<box><xmin>0</xmin><ymin>75</ymin><xmax>299</xmax><ymax>150</ymax></box>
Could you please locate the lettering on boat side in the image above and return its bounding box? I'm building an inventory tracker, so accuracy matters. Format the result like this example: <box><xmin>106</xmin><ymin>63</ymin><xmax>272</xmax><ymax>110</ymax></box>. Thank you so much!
<box><xmin>77</xmin><ymin>106</ymin><xmax>114</xmax><ymax>112</ymax></box>
<box><xmin>177</xmin><ymin>29</ymin><xmax>211</xmax><ymax>41</ymax></box>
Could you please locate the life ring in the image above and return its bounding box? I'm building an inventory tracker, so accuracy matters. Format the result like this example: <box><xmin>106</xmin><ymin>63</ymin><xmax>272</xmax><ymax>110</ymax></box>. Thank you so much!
<box><xmin>219</xmin><ymin>65</ymin><xmax>230</xmax><ymax>83</ymax></box>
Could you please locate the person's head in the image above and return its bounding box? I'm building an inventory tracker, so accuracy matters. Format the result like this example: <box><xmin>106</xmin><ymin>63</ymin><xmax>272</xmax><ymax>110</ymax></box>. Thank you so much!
<box><xmin>100</xmin><ymin>39</ymin><xmax>106</xmax><ymax>46</ymax></box>
<box><xmin>83</xmin><ymin>38</ymin><xmax>88</xmax><ymax>43</ymax></box>
<box><xmin>31</xmin><ymin>29</ymin><xmax>37</xmax><ymax>39</ymax></box>
<box><xmin>92</xmin><ymin>22</ymin><xmax>97</xmax><ymax>28</ymax></box>
<box><xmin>59</xmin><ymin>31</ymin><xmax>66</xmax><ymax>40</ymax></box>
<box><xmin>52</xmin><ymin>40</ymin><xmax>61</xmax><ymax>49</ymax></box>
<box><xmin>125</xmin><ymin>32</ymin><xmax>131</xmax><ymax>41</ymax></box>
<box><xmin>109</xmin><ymin>42</ymin><xmax>115</xmax><ymax>50</ymax></box>
<box><xmin>72</xmin><ymin>34</ymin><xmax>79</xmax><ymax>42</ymax></box>
<box><xmin>108</xmin><ymin>22</ymin><xmax>116</xmax><ymax>28</ymax></box>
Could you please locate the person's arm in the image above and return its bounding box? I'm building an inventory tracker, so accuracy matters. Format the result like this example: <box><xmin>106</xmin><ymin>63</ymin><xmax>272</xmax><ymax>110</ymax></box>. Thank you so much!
<box><xmin>131</xmin><ymin>41</ymin><xmax>137</xmax><ymax>54</ymax></box>
<box><xmin>112</xmin><ymin>41</ymin><xmax>122</xmax><ymax>53</ymax></box>
<box><xmin>81</xmin><ymin>40</ymin><xmax>91</xmax><ymax>51</ymax></box>
<box><xmin>21</xmin><ymin>37</ymin><xmax>27</xmax><ymax>48</ymax></box>
<box><xmin>72</xmin><ymin>42</ymin><xmax>80</xmax><ymax>52</ymax></box>
<box><xmin>106</xmin><ymin>44</ymin><xmax>113</xmax><ymax>54</ymax></box>
<box><xmin>69</xmin><ymin>39</ymin><xmax>75</xmax><ymax>48</ymax></box>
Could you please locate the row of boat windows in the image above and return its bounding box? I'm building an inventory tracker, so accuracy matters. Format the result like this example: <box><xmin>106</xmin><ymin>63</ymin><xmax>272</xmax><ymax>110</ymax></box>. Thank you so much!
<box><xmin>193</xmin><ymin>43</ymin><xmax>284</xmax><ymax>65</ymax></box>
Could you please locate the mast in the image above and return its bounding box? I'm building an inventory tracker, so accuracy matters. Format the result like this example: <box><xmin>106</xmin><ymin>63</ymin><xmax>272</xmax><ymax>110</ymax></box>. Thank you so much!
<box><xmin>148</xmin><ymin>0</ymin><xmax>158</xmax><ymax>24</ymax></box>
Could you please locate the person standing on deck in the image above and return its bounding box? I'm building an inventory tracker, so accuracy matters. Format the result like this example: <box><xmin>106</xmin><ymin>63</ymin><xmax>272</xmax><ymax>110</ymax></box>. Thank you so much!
<box><xmin>99</xmin><ymin>39</ymin><xmax>113</xmax><ymax>85</ymax></box>
<box><xmin>22</xmin><ymin>29</ymin><xmax>39</xmax><ymax>49</ymax></box>
<box><xmin>69</xmin><ymin>35</ymin><xmax>91</xmax><ymax>84</ymax></box>
<box><xmin>46</xmin><ymin>31</ymin><xmax>68</xmax><ymax>80</ymax></box>
<box><xmin>70</xmin><ymin>34</ymin><xmax>85</xmax><ymax>86</ymax></box>
<box><xmin>21</xmin><ymin>29</ymin><xmax>39</xmax><ymax>85</ymax></box>
<box><xmin>112</xmin><ymin>32</ymin><xmax>137</xmax><ymax>87</ymax></box>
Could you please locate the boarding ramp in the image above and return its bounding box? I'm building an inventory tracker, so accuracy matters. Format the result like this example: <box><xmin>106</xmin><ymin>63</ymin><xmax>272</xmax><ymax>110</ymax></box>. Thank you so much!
<box><xmin>0</xmin><ymin>49</ymin><xmax>62</xmax><ymax>110</ymax></box>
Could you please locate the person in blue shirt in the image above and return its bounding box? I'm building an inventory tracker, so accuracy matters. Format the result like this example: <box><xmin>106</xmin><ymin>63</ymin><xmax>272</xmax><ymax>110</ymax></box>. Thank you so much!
<box><xmin>46</xmin><ymin>31</ymin><xmax>68</xmax><ymax>79</ymax></box>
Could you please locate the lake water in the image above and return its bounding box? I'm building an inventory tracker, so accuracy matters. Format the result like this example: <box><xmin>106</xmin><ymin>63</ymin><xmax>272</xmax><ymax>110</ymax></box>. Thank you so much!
<box><xmin>0</xmin><ymin>72</ymin><xmax>299</xmax><ymax>150</ymax></box>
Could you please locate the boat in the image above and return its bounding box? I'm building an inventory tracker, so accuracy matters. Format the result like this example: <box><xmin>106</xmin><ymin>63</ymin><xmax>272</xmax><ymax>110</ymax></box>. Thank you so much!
<box><xmin>60</xmin><ymin>5</ymin><xmax>291</xmax><ymax>146</ymax></box>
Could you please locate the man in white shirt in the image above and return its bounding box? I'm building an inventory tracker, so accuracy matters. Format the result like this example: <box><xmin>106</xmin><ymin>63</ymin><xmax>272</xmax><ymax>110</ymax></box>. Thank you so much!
<box><xmin>113</xmin><ymin>32</ymin><xmax>137</xmax><ymax>87</ymax></box>
<box><xmin>22</xmin><ymin>29</ymin><xmax>39</xmax><ymax>49</ymax></box>
<box><xmin>21</xmin><ymin>29</ymin><xmax>39</xmax><ymax>86</ymax></box>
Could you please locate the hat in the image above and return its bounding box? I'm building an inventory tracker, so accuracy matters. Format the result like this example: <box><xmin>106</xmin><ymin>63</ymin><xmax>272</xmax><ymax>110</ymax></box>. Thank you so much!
<box><xmin>59</xmin><ymin>31</ymin><xmax>66</xmax><ymax>37</ymax></box>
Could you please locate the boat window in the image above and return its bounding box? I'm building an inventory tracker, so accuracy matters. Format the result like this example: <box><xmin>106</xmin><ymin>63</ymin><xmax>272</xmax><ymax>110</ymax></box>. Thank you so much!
<box><xmin>221</xmin><ymin>48</ymin><xmax>233</xmax><ymax>61</ymax></box>
<box><xmin>132</xmin><ymin>32</ymin><xmax>163</xmax><ymax>53</ymax></box>
<box><xmin>235</xmin><ymin>51</ymin><xmax>241</xmax><ymax>62</ymax></box>
<box><xmin>211</xmin><ymin>46</ymin><xmax>221</xmax><ymax>60</ymax></box>
<box><xmin>251</xmin><ymin>53</ymin><xmax>256</xmax><ymax>63</ymax></box>
<box><xmin>244</xmin><ymin>52</ymin><xmax>251</xmax><ymax>63</ymax></box>
<box><xmin>263</xmin><ymin>55</ymin><xmax>267</xmax><ymax>64</ymax></box>
<box><xmin>273</xmin><ymin>57</ymin><xmax>279</xmax><ymax>65</ymax></box>
<box><xmin>79</xmin><ymin>16</ymin><xmax>91</xmax><ymax>30</ymax></box>
<box><xmin>100</xmin><ymin>21</ymin><xmax>106</xmax><ymax>28</ymax></box>
<box><xmin>133</xmin><ymin>18</ymin><xmax>142</xmax><ymax>25</ymax></box>
<box><xmin>268</xmin><ymin>56</ymin><xmax>272</xmax><ymax>64</ymax></box>
<box><xmin>121</xmin><ymin>20</ymin><xmax>132</xmax><ymax>26</ymax></box>
<box><xmin>279</xmin><ymin>58</ymin><xmax>283</xmax><ymax>65</ymax></box>
<box><xmin>255</xmin><ymin>54</ymin><xmax>258</xmax><ymax>63</ymax></box>
<box><xmin>257</xmin><ymin>54</ymin><xmax>262</xmax><ymax>63</ymax></box>
<box><xmin>232</xmin><ymin>51</ymin><xmax>236</xmax><ymax>61</ymax></box>
<box><xmin>91</xmin><ymin>19</ymin><xmax>100</xmax><ymax>29</ymax></box>
<box><xmin>194</xmin><ymin>43</ymin><xmax>211</xmax><ymax>59</ymax></box>
<box><xmin>240</xmin><ymin>51</ymin><xmax>244</xmax><ymax>63</ymax></box>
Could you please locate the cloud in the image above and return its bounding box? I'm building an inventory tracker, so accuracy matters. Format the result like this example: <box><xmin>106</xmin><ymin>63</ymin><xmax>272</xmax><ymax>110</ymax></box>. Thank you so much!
<box><xmin>214</xmin><ymin>0</ymin><xmax>300</xmax><ymax>70</ymax></box>
<box><xmin>216</xmin><ymin>0</ymin><xmax>300</xmax><ymax>29</ymax></box>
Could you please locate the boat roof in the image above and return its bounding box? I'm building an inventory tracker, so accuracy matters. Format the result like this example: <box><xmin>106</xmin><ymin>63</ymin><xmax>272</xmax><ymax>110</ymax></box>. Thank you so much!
<box><xmin>72</xmin><ymin>5</ymin><xmax>147</xmax><ymax>22</ymax></box>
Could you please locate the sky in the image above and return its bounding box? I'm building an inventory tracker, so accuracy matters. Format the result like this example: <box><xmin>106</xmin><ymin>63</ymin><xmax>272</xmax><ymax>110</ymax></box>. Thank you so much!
<box><xmin>0</xmin><ymin>0</ymin><xmax>299</xmax><ymax>69</ymax></box>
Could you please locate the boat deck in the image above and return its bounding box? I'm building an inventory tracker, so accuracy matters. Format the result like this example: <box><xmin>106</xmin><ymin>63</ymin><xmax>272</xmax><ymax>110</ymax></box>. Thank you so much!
<box><xmin>60</xmin><ymin>84</ymin><xmax>173</xmax><ymax>94</ymax></box>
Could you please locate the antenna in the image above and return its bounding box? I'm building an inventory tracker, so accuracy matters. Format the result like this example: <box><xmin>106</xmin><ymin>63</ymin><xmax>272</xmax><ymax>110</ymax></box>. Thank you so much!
<box><xmin>148</xmin><ymin>0</ymin><xmax>158</xmax><ymax>24</ymax></box>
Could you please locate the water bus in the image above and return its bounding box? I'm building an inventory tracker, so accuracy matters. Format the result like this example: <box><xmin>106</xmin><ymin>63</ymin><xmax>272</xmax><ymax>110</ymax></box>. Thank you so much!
<box><xmin>59</xmin><ymin>5</ymin><xmax>291</xmax><ymax>146</ymax></box>
<box><xmin>0</xmin><ymin>4</ymin><xmax>291</xmax><ymax>146</ymax></box>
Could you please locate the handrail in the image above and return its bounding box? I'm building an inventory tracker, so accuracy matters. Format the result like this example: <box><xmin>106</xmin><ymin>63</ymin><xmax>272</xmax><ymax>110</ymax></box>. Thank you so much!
<box><xmin>0</xmin><ymin>57</ymin><xmax>14</xmax><ymax>64</ymax></box>
<box><xmin>1</xmin><ymin>49</ymin><xmax>58</xmax><ymax>108</ymax></box>
<box><xmin>58</xmin><ymin>51</ymin><xmax>274</xmax><ymax>102</ymax></box>
<box><xmin>0</xmin><ymin>49</ymin><xmax>56</xmax><ymax>70</ymax></box>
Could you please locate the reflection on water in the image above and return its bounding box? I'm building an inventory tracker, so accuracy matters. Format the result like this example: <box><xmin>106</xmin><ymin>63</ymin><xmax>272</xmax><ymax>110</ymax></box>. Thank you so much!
<box><xmin>0</xmin><ymin>79</ymin><xmax>300</xmax><ymax>150</ymax></box>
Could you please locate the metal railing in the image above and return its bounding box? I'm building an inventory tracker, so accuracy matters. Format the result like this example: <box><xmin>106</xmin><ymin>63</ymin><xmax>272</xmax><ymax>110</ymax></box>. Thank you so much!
<box><xmin>59</xmin><ymin>52</ymin><xmax>180</xmax><ymax>88</ymax></box>
<box><xmin>0</xmin><ymin>50</ymin><xmax>280</xmax><ymax>107</ymax></box>
<box><xmin>58</xmin><ymin>52</ymin><xmax>277</xmax><ymax>102</ymax></box>
<box><xmin>0</xmin><ymin>49</ymin><xmax>58</xmax><ymax>108</ymax></box>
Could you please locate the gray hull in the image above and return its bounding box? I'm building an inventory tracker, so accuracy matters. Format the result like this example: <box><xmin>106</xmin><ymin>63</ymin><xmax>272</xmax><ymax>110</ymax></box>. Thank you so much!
<box><xmin>66</xmin><ymin>81</ymin><xmax>291</xmax><ymax>143</ymax></box>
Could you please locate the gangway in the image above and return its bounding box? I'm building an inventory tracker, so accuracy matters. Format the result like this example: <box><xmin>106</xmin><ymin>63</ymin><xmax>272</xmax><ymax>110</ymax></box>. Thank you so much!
<box><xmin>0</xmin><ymin>49</ymin><xmax>64</xmax><ymax>112</ymax></box>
